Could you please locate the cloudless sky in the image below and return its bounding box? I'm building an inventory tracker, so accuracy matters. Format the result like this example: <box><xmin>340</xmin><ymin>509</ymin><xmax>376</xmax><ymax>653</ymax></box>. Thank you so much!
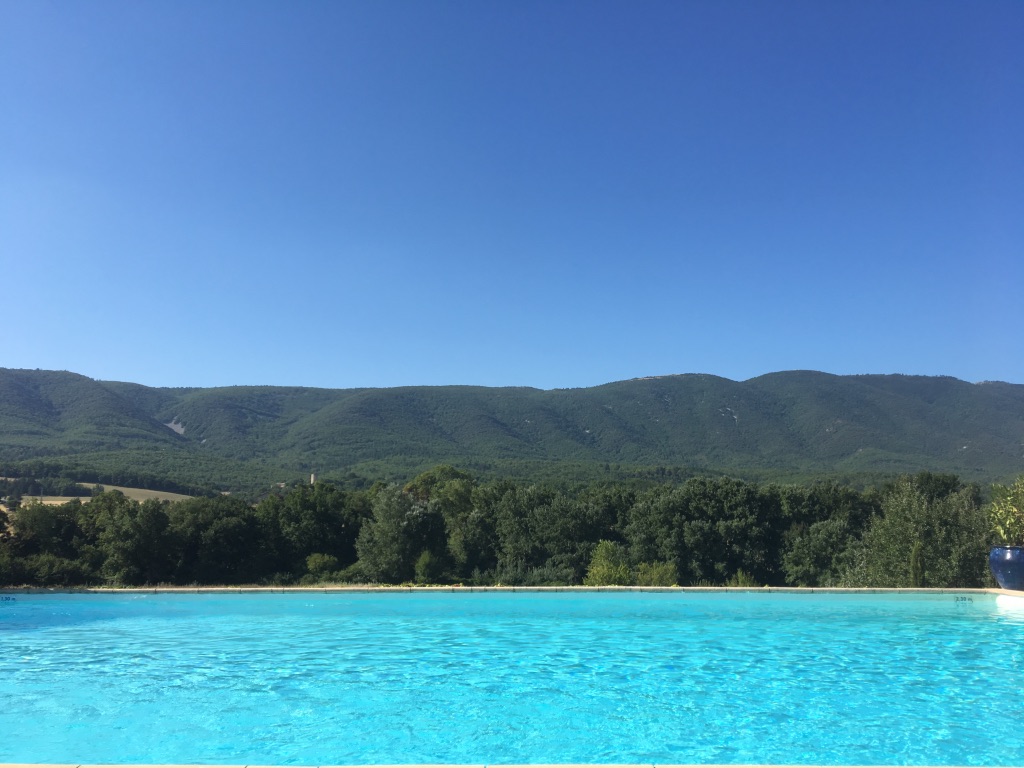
<box><xmin>2</xmin><ymin>0</ymin><xmax>1022</xmax><ymax>389</ymax></box>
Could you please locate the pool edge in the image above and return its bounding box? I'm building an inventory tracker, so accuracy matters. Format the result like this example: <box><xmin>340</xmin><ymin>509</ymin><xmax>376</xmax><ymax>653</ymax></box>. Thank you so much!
<box><xmin>0</xmin><ymin>586</ymin><xmax>1021</xmax><ymax>595</ymax></box>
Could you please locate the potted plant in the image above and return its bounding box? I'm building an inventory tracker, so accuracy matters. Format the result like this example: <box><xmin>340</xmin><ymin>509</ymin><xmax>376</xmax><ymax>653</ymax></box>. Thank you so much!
<box><xmin>989</xmin><ymin>476</ymin><xmax>1024</xmax><ymax>590</ymax></box>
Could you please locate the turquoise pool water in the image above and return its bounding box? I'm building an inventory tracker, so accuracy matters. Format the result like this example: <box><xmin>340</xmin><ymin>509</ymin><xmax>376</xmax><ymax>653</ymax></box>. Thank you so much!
<box><xmin>2</xmin><ymin>591</ymin><xmax>1023</xmax><ymax>765</ymax></box>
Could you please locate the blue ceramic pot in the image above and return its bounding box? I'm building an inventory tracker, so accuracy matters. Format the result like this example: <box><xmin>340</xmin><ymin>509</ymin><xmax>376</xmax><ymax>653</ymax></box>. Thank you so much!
<box><xmin>990</xmin><ymin>546</ymin><xmax>1024</xmax><ymax>591</ymax></box>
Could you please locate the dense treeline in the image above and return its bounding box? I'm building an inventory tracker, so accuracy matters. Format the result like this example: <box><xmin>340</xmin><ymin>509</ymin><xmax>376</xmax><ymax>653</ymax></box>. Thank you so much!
<box><xmin>0</xmin><ymin>461</ymin><xmax>217</xmax><ymax>498</ymax></box>
<box><xmin>0</xmin><ymin>467</ymin><xmax>1001</xmax><ymax>589</ymax></box>
<box><xmin>0</xmin><ymin>475</ymin><xmax>91</xmax><ymax>501</ymax></box>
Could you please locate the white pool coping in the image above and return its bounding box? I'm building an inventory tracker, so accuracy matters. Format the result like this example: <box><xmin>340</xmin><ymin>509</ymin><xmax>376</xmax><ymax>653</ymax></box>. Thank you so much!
<box><xmin>0</xmin><ymin>593</ymin><xmax>1019</xmax><ymax>598</ymax></box>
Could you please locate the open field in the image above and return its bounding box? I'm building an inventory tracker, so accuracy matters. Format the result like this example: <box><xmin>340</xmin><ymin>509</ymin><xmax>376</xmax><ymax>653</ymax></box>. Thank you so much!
<box><xmin>22</xmin><ymin>484</ymin><xmax>194</xmax><ymax>505</ymax></box>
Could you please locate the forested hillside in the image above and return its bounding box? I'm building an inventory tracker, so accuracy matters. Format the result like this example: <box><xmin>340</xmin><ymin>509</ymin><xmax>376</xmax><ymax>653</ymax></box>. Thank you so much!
<box><xmin>1</xmin><ymin>368</ymin><xmax>1022</xmax><ymax>493</ymax></box>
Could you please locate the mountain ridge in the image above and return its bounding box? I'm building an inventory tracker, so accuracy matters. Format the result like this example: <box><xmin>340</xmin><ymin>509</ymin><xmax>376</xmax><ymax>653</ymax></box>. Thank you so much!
<box><xmin>1</xmin><ymin>367</ymin><xmax>1021</xmax><ymax>490</ymax></box>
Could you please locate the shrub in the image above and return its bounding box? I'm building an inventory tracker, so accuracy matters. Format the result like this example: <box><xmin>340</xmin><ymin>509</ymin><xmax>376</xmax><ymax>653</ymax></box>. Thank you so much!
<box><xmin>414</xmin><ymin>550</ymin><xmax>444</xmax><ymax>584</ymax></box>
<box><xmin>306</xmin><ymin>553</ymin><xmax>341</xmax><ymax>578</ymax></box>
<box><xmin>634</xmin><ymin>561</ymin><xmax>677</xmax><ymax>586</ymax></box>
<box><xmin>23</xmin><ymin>553</ymin><xmax>92</xmax><ymax>586</ymax></box>
<box><xmin>861</xmin><ymin>479</ymin><xmax>988</xmax><ymax>587</ymax></box>
<box><xmin>522</xmin><ymin>563</ymin><xmax>575</xmax><ymax>586</ymax></box>
<box><xmin>583</xmin><ymin>540</ymin><xmax>632</xmax><ymax>586</ymax></box>
<box><xmin>726</xmin><ymin>569</ymin><xmax>758</xmax><ymax>587</ymax></box>
<box><xmin>990</xmin><ymin>476</ymin><xmax>1024</xmax><ymax>545</ymax></box>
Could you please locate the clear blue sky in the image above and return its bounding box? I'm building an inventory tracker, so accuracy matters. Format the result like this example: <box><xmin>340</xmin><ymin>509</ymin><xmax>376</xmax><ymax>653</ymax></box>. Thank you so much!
<box><xmin>3</xmin><ymin>0</ymin><xmax>1022</xmax><ymax>390</ymax></box>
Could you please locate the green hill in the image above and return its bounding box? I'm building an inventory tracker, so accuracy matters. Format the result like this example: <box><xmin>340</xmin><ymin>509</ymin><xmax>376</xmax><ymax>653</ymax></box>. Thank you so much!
<box><xmin>1</xmin><ymin>368</ymin><xmax>1021</xmax><ymax>491</ymax></box>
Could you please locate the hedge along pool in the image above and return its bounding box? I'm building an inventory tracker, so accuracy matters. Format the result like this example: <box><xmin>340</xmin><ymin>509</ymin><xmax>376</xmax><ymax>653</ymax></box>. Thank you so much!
<box><xmin>2</xmin><ymin>591</ymin><xmax>1024</xmax><ymax>766</ymax></box>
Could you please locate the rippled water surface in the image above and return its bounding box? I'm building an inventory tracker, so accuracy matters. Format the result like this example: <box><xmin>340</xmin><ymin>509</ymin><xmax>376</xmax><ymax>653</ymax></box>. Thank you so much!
<box><xmin>2</xmin><ymin>591</ymin><xmax>1024</xmax><ymax>765</ymax></box>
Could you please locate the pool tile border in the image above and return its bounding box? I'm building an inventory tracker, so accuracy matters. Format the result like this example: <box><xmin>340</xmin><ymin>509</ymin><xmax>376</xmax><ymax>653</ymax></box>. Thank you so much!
<box><xmin>0</xmin><ymin>586</ymin><xmax>1021</xmax><ymax>595</ymax></box>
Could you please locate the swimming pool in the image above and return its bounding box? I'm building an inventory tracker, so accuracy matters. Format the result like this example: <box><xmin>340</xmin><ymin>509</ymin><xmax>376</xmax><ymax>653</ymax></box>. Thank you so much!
<box><xmin>2</xmin><ymin>590</ymin><xmax>1022</xmax><ymax>766</ymax></box>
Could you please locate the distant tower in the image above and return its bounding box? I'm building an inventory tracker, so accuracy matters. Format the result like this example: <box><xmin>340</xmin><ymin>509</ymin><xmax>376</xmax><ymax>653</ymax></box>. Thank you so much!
<box><xmin>310</xmin><ymin>473</ymin><xmax>317</xmax><ymax>485</ymax></box>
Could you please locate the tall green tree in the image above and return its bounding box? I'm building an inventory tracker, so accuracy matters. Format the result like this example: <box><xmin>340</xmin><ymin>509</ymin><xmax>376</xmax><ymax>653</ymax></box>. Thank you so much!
<box><xmin>8</xmin><ymin>500</ymin><xmax>92</xmax><ymax>585</ymax></box>
<box><xmin>583</xmin><ymin>540</ymin><xmax>632</xmax><ymax>586</ymax></box>
<box><xmin>406</xmin><ymin>467</ymin><xmax>497</xmax><ymax>579</ymax></box>
<box><xmin>674</xmin><ymin>478</ymin><xmax>782</xmax><ymax>585</ymax></box>
<box><xmin>493</xmin><ymin>484</ymin><xmax>553</xmax><ymax>574</ymax></box>
<box><xmin>623</xmin><ymin>486</ymin><xmax>681</xmax><ymax>567</ymax></box>
<box><xmin>779</xmin><ymin>483</ymin><xmax>878</xmax><ymax>587</ymax></box>
<box><xmin>168</xmin><ymin>496</ymin><xmax>267</xmax><ymax>584</ymax></box>
<box><xmin>90</xmin><ymin>493</ymin><xmax>174</xmax><ymax>585</ymax></box>
<box><xmin>355</xmin><ymin>485</ymin><xmax>446</xmax><ymax>583</ymax></box>
<box><xmin>859</xmin><ymin>477</ymin><xmax>989</xmax><ymax>587</ymax></box>
<box><xmin>256</xmin><ymin>483</ymin><xmax>369</xmax><ymax>577</ymax></box>
<box><xmin>10</xmin><ymin>500</ymin><xmax>83</xmax><ymax>559</ymax></box>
